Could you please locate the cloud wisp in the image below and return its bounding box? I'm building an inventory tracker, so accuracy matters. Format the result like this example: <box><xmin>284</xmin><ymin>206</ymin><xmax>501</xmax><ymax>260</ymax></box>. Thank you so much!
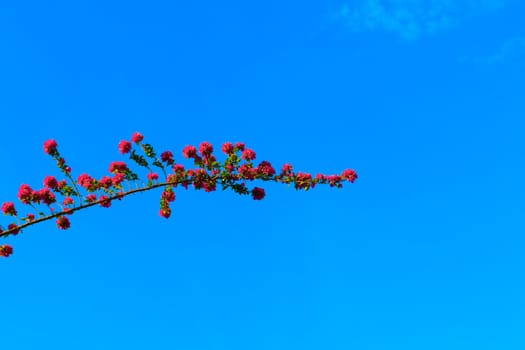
<box><xmin>460</xmin><ymin>36</ymin><xmax>525</xmax><ymax>65</ymax></box>
<box><xmin>338</xmin><ymin>0</ymin><xmax>505</xmax><ymax>40</ymax></box>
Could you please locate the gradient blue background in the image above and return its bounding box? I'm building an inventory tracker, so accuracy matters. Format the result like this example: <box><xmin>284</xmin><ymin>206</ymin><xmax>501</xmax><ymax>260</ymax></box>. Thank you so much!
<box><xmin>1</xmin><ymin>1</ymin><xmax>524</xmax><ymax>349</ymax></box>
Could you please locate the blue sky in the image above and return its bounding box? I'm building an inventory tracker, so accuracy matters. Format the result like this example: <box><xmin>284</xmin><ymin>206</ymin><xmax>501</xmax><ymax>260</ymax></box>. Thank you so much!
<box><xmin>1</xmin><ymin>1</ymin><xmax>524</xmax><ymax>349</ymax></box>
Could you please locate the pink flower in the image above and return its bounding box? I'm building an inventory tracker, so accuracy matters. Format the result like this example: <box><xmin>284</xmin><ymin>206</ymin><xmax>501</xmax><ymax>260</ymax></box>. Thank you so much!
<box><xmin>147</xmin><ymin>173</ymin><xmax>159</xmax><ymax>181</ymax></box>
<box><xmin>7</xmin><ymin>223</ymin><xmax>19</xmax><ymax>235</ymax></box>
<box><xmin>118</xmin><ymin>140</ymin><xmax>132</xmax><ymax>154</ymax></box>
<box><xmin>43</xmin><ymin>139</ymin><xmax>58</xmax><ymax>155</ymax></box>
<box><xmin>56</xmin><ymin>216</ymin><xmax>70</xmax><ymax>230</ymax></box>
<box><xmin>38</xmin><ymin>188</ymin><xmax>56</xmax><ymax>205</ymax></box>
<box><xmin>62</xmin><ymin>197</ymin><xmax>74</xmax><ymax>206</ymax></box>
<box><xmin>85</xmin><ymin>194</ymin><xmax>97</xmax><ymax>203</ymax></box>
<box><xmin>161</xmin><ymin>151</ymin><xmax>174</xmax><ymax>164</ymax></box>
<box><xmin>0</xmin><ymin>244</ymin><xmax>13</xmax><ymax>257</ymax></box>
<box><xmin>162</xmin><ymin>190</ymin><xmax>175</xmax><ymax>202</ymax></box>
<box><xmin>238</xmin><ymin>164</ymin><xmax>256</xmax><ymax>180</ymax></box>
<box><xmin>17</xmin><ymin>184</ymin><xmax>33</xmax><ymax>204</ymax></box>
<box><xmin>112</xmin><ymin>173</ymin><xmax>125</xmax><ymax>186</ymax></box>
<box><xmin>251</xmin><ymin>187</ymin><xmax>265</xmax><ymax>200</ymax></box>
<box><xmin>326</xmin><ymin>175</ymin><xmax>342</xmax><ymax>187</ymax></box>
<box><xmin>256</xmin><ymin>161</ymin><xmax>275</xmax><ymax>177</ymax></box>
<box><xmin>235</xmin><ymin>142</ymin><xmax>245</xmax><ymax>151</ymax></box>
<box><xmin>131</xmin><ymin>132</ymin><xmax>144</xmax><ymax>143</ymax></box>
<box><xmin>109</xmin><ymin>161</ymin><xmax>128</xmax><ymax>174</ymax></box>
<box><xmin>202</xmin><ymin>181</ymin><xmax>216</xmax><ymax>193</ymax></box>
<box><xmin>182</xmin><ymin>145</ymin><xmax>197</xmax><ymax>158</ymax></box>
<box><xmin>26</xmin><ymin>213</ymin><xmax>35</xmax><ymax>221</ymax></box>
<box><xmin>57</xmin><ymin>180</ymin><xmax>67</xmax><ymax>190</ymax></box>
<box><xmin>43</xmin><ymin>176</ymin><xmax>58</xmax><ymax>189</ymax></box>
<box><xmin>294</xmin><ymin>172</ymin><xmax>313</xmax><ymax>190</ymax></box>
<box><xmin>171</xmin><ymin>164</ymin><xmax>184</xmax><ymax>174</ymax></box>
<box><xmin>77</xmin><ymin>173</ymin><xmax>95</xmax><ymax>189</ymax></box>
<box><xmin>202</xmin><ymin>155</ymin><xmax>216</xmax><ymax>166</ymax></box>
<box><xmin>221</xmin><ymin>142</ymin><xmax>234</xmax><ymax>154</ymax></box>
<box><xmin>341</xmin><ymin>169</ymin><xmax>358</xmax><ymax>183</ymax></box>
<box><xmin>159</xmin><ymin>207</ymin><xmax>171</xmax><ymax>218</ymax></box>
<box><xmin>198</xmin><ymin>142</ymin><xmax>213</xmax><ymax>156</ymax></box>
<box><xmin>241</xmin><ymin>148</ymin><xmax>256</xmax><ymax>161</ymax></box>
<box><xmin>1</xmin><ymin>202</ymin><xmax>17</xmax><ymax>216</ymax></box>
<box><xmin>166</xmin><ymin>174</ymin><xmax>177</xmax><ymax>184</ymax></box>
<box><xmin>99</xmin><ymin>195</ymin><xmax>111</xmax><ymax>208</ymax></box>
<box><xmin>98</xmin><ymin>176</ymin><xmax>113</xmax><ymax>189</ymax></box>
<box><xmin>281</xmin><ymin>163</ymin><xmax>293</xmax><ymax>174</ymax></box>
<box><xmin>31</xmin><ymin>190</ymin><xmax>42</xmax><ymax>204</ymax></box>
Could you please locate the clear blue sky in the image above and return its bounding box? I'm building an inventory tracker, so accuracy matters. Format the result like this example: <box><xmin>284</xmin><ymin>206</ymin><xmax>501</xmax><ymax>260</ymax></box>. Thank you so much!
<box><xmin>1</xmin><ymin>1</ymin><xmax>524</xmax><ymax>349</ymax></box>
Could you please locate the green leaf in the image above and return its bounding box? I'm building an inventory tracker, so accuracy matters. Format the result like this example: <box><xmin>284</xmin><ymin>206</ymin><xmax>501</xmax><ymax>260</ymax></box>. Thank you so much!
<box><xmin>141</xmin><ymin>143</ymin><xmax>156</xmax><ymax>158</ymax></box>
<box><xmin>152</xmin><ymin>160</ymin><xmax>164</xmax><ymax>169</ymax></box>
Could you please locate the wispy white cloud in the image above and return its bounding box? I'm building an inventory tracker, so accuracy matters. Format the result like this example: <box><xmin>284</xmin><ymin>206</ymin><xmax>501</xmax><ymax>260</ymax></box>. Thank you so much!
<box><xmin>460</xmin><ymin>36</ymin><xmax>525</xmax><ymax>64</ymax></box>
<box><xmin>338</xmin><ymin>0</ymin><xmax>505</xmax><ymax>40</ymax></box>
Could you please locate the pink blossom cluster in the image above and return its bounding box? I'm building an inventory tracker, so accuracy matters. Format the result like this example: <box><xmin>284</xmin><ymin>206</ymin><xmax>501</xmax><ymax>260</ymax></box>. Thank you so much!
<box><xmin>0</xmin><ymin>132</ymin><xmax>357</xmax><ymax>258</ymax></box>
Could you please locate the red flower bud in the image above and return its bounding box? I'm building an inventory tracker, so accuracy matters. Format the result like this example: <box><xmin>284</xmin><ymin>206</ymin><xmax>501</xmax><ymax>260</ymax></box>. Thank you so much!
<box><xmin>99</xmin><ymin>195</ymin><xmax>111</xmax><ymax>208</ymax></box>
<box><xmin>161</xmin><ymin>151</ymin><xmax>174</xmax><ymax>164</ymax></box>
<box><xmin>341</xmin><ymin>169</ymin><xmax>358</xmax><ymax>183</ymax></box>
<box><xmin>109</xmin><ymin>161</ymin><xmax>128</xmax><ymax>174</ymax></box>
<box><xmin>118</xmin><ymin>140</ymin><xmax>132</xmax><ymax>154</ymax></box>
<box><xmin>43</xmin><ymin>139</ymin><xmax>58</xmax><ymax>155</ymax></box>
<box><xmin>131</xmin><ymin>132</ymin><xmax>144</xmax><ymax>143</ymax></box>
<box><xmin>182</xmin><ymin>145</ymin><xmax>197</xmax><ymax>158</ymax></box>
<box><xmin>221</xmin><ymin>142</ymin><xmax>234</xmax><ymax>155</ymax></box>
<box><xmin>1</xmin><ymin>202</ymin><xmax>17</xmax><ymax>216</ymax></box>
<box><xmin>198</xmin><ymin>142</ymin><xmax>213</xmax><ymax>156</ymax></box>
<box><xmin>0</xmin><ymin>244</ymin><xmax>13</xmax><ymax>257</ymax></box>
<box><xmin>56</xmin><ymin>216</ymin><xmax>70</xmax><ymax>230</ymax></box>
<box><xmin>241</xmin><ymin>148</ymin><xmax>256</xmax><ymax>161</ymax></box>
<box><xmin>251</xmin><ymin>187</ymin><xmax>265</xmax><ymax>200</ymax></box>
<box><xmin>43</xmin><ymin>176</ymin><xmax>58</xmax><ymax>189</ymax></box>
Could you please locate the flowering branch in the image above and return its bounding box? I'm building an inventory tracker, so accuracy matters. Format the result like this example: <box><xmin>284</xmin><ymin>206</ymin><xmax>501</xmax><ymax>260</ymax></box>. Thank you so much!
<box><xmin>0</xmin><ymin>132</ymin><xmax>357</xmax><ymax>258</ymax></box>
